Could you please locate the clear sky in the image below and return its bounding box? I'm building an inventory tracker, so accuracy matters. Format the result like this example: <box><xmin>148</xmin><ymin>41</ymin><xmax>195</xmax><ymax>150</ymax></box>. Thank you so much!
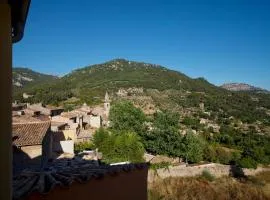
<box><xmin>13</xmin><ymin>0</ymin><xmax>270</xmax><ymax>89</ymax></box>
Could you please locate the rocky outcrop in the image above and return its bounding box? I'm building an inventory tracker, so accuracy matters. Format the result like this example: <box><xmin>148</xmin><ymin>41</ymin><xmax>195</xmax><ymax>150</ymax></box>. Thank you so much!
<box><xmin>221</xmin><ymin>83</ymin><xmax>266</xmax><ymax>92</ymax></box>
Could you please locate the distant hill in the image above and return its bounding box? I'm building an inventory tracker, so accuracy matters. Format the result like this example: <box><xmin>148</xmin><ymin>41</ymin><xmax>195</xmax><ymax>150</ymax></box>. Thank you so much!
<box><xmin>13</xmin><ymin>68</ymin><xmax>58</xmax><ymax>88</ymax></box>
<box><xmin>13</xmin><ymin>59</ymin><xmax>222</xmax><ymax>103</ymax></box>
<box><xmin>221</xmin><ymin>83</ymin><xmax>267</xmax><ymax>92</ymax></box>
<box><xmin>63</xmin><ymin>59</ymin><xmax>220</xmax><ymax>93</ymax></box>
<box><xmin>12</xmin><ymin>59</ymin><xmax>270</xmax><ymax>125</ymax></box>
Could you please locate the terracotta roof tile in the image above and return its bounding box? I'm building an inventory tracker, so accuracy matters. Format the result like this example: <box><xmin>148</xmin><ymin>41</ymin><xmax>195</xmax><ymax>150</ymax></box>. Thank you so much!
<box><xmin>12</xmin><ymin>122</ymin><xmax>51</xmax><ymax>146</ymax></box>
<box><xmin>12</xmin><ymin>113</ymin><xmax>50</xmax><ymax>124</ymax></box>
<box><xmin>12</xmin><ymin>115</ymin><xmax>41</xmax><ymax>123</ymax></box>
<box><xmin>61</xmin><ymin>112</ymin><xmax>78</xmax><ymax>119</ymax></box>
<box><xmin>13</xmin><ymin>159</ymin><xmax>148</xmax><ymax>199</ymax></box>
<box><xmin>51</xmin><ymin>121</ymin><xmax>67</xmax><ymax>127</ymax></box>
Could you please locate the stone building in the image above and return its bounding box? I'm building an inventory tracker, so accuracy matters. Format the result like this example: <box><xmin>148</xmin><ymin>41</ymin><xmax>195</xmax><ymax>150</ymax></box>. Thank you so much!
<box><xmin>12</xmin><ymin>121</ymin><xmax>52</xmax><ymax>173</ymax></box>
<box><xmin>89</xmin><ymin>115</ymin><xmax>102</xmax><ymax>128</ymax></box>
<box><xmin>12</xmin><ymin>102</ymin><xmax>27</xmax><ymax>111</ymax></box>
<box><xmin>27</xmin><ymin>103</ymin><xmax>64</xmax><ymax>116</ymax></box>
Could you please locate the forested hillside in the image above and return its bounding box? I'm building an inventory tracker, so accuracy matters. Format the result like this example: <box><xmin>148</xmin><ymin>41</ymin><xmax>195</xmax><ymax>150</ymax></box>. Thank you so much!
<box><xmin>13</xmin><ymin>67</ymin><xmax>58</xmax><ymax>94</ymax></box>
<box><xmin>13</xmin><ymin>59</ymin><xmax>270</xmax><ymax>126</ymax></box>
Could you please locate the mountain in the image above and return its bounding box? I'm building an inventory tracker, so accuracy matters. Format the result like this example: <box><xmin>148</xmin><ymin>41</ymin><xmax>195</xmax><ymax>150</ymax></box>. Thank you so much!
<box><xmin>13</xmin><ymin>67</ymin><xmax>58</xmax><ymax>88</ymax></box>
<box><xmin>13</xmin><ymin>59</ymin><xmax>270</xmax><ymax>125</ymax></box>
<box><xmin>63</xmin><ymin>59</ymin><xmax>220</xmax><ymax>92</ymax></box>
<box><xmin>221</xmin><ymin>83</ymin><xmax>267</xmax><ymax>92</ymax></box>
<box><xmin>14</xmin><ymin>59</ymin><xmax>222</xmax><ymax>103</ymax></box>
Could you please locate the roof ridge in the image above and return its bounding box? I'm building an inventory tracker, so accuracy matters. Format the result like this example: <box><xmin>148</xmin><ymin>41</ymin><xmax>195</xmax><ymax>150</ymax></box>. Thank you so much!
<box><xmin>13</xmin><ymin>121</ymin><xmax>51</xmax><ymax>125</ymax></box>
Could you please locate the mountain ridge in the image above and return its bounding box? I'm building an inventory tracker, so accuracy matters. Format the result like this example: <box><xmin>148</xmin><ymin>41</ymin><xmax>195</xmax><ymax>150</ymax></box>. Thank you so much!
<box><xmin>12</xmin><ymin>59</ymin><xmax>270</xmax><ymax>125</ymax></box>
<box><xmin>14</xmin><ymin>60</ymin><xmax>269</xmax><ymax>93</ymax></box>
<box><xmin>221</xmin><ymin>82</ymin><xmax>268</xmax><ymax>93</ymax></box>
<box><xmin>13</xmin><ymin>67</ymin><xmax>58</xmax><ymax>88</ymax></box>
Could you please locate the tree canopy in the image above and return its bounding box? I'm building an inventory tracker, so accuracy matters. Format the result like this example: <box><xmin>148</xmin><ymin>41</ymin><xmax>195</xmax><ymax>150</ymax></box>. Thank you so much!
<box><xmin>92</xmin><ymin>128</ymin><xmax>145</xmax><ymax>163</ymax></box>
<box><xmin>109</xmin><ymin>101</ymin><xmax>146</xmax><ymax>134</ymax></box>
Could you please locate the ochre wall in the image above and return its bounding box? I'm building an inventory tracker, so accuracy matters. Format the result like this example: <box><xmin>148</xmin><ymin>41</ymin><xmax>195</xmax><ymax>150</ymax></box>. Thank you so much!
<box><xmin>28</xmin><ymin>167</ymin><xmax>148</xmax><ymax>200</ymax></box>
<box><xmin>63</xmin><ymin>129</ymin><xmax>77</xmax><ymax>141</ymax></box>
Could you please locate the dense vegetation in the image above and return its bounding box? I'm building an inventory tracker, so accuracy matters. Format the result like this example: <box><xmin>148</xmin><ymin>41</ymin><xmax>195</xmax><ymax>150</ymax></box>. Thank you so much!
<box><xmin>13</xmin><ymin>59</ymin><xmax>270</xmax><ymax>167</ymax></box>
<box><xmin>109</xmin><ymin>101</ymin><xmax>146</xmax><ymax>134</ymax></box>
<box><xmin>92</xmin><ymin>128</ymin><xmax>145</xmax><ymax>163</ymax></box>
<box><xmin>108</xmin><ymin>101</ymin><xmax>270</xmax><ymax>168</ymax></box>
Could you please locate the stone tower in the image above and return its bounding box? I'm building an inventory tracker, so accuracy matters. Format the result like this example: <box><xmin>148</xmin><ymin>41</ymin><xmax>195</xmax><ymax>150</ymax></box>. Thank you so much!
<box><xmin>104</xmin><ymin>91</ymin><xmax>110</xmax><ymax>117</ymax></box>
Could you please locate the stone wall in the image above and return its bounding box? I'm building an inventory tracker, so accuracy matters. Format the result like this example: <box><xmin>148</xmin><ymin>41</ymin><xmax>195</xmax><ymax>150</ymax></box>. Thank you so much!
<box><xmin>148</xmin><ymin>163</ymin><xmax>270</xmax><ymax>182</ymax></box>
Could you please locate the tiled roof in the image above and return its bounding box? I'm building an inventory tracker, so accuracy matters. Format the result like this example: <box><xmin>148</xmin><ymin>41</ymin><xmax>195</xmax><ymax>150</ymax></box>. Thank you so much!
<box><xmin>51</xmin><ymin>121</ymin><xmax>67</xmax><ymax>127</ymax></box>
<box><xmin>13</xmin><ymin>159</ymin><xmax>148</xmax><ymax>199</ymax></box>
<box><xmin>91</xmin><ymin>106</ymin><xmax>104</xmax><ymax>116</ymax></box>
<box><xmin>12</xmin><ymin>122</ymin><xmax>51</xmax><ymax>146</ymax></box>
<box><xmin>77</xmin><ymin>129</ymin><xmax>95</xmax><ymax>139</ymax></box>
<box><xmin>46</xmin><ymin>105</ymin><xmax>64</xmax><ymax>111</ymax></box>
<box><xmin>75</xmin><ymin>105</ymin><xmax>92</xmax><ymax>114</ymax></box>
<box><xmin>61</xmin><ymin>111</ymin><xmax>78</xmax><ymax>119</ymax></box>
<box><xmin>12</xmin><ymin>114</ymin><xmax>50</xmax><ymax>124</ymax></box>
<box><xmin>23</xmin><ymin>108</ymin><xmax>40</xmax><ymax>115</ymax></box>
<box><xmin>27</xmin><ymin>104</ymin><xmax>51</xmax><ymax>115</ymax></box>
<box><xmin>12</xmin><ymin>114</ymin><xmax>41</xmax><ymax>123</ymax></box>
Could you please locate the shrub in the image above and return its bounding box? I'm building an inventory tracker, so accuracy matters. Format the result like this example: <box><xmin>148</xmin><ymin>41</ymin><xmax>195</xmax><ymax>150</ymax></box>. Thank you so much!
<box><xmin>203</xmin><ymin>145</ymin><xmax>217</xmax><ymax>162</ymax></box>
<box><xmin>150</xmin><ymin>162</ymin><xmax>171</xmax><ymax>170</ymax></box>
<box><xmin>238</xmin><ymin>157</ymin><xmax>258</xmax><ymax>169</ymax></box>
<box><xmin>74</xmin><ymin>141</ymin><xmax>94</xmax><ymax>153</ymax></box>
<box><xmin>216</xmin><ymin>147</ymin><xmax>232</xmax><ymax>165</ymax></box>
<box><xmin>182</xmin><ymin>131</ymin><xmax>206</xmax><ymax>163</ymax></box>
<box><xmin>201</xmin><ymin>169</ymin><xmax>215</xmax><ymax>182</ymax></box>
<box><xmin>92</xmin><ymin>128</ymin><xmax>110</xmax><ymax>148</ymax></box>
<box><xmin>230</xmin><ymin>151</ymin><xmax>241</xmax><ymax>164</ymax></box>
<box><xmin>229</xmin><ymin>165</ymin><xmax>246</xmax><ymax>179</ymax></box>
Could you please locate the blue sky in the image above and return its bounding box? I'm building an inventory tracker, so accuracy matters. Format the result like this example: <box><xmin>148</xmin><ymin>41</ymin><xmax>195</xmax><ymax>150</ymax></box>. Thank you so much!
<box><xmin>13</xmin><ymin>0</ymin><xmax>270</xmax><ymax>89</ymax></box>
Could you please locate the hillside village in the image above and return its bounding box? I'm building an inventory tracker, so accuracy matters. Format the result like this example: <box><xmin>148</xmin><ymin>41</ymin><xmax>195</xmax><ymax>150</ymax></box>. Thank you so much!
<box><xmin>11</xmin><ymin>60</ymin><xmax>270</xmax><ymax>199</ymax></box>
<box><xmin>12</xmin><ymin>60</ymin><xmax>270</xmax><ymax>165</ymax></box>
<box><xmin>12</xmin><ymin>92</ymin><xmax>111</xmax><ymax>173</ymax></box>
<box><xmin>5</xmin><ymin>1</ymin><xmax>270</xmax><ymax>199</ymax></box>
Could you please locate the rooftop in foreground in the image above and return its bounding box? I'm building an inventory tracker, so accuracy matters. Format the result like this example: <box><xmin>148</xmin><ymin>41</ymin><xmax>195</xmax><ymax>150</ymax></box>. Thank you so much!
<box><xmin>13</xmin><ymin>158</ymin><xmax>148</xmax><ymax>199</ymax></box>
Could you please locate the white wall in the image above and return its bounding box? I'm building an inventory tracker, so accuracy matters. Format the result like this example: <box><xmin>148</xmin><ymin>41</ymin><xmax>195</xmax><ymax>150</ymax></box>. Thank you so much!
<box><xmin>53</xmin><ymin>140</ymin><xmax>74</xmax><ymax>154</ymax></box>
<box><xmin>90</xmin><ymin>116</ymin><xmax>101</xmax><ymax>128</ymax></box>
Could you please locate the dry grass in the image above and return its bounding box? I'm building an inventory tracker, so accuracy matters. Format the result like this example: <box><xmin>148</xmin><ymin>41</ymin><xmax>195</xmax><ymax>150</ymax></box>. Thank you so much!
<box><xmin>251</xmin><ymin>171</ymin><xmax>270</xmax><ymax>197</ymax></box>
<box><xmin>148</xmin><ymin>172</ymin><xmax>270</xmax><ymax>200</ymax></box>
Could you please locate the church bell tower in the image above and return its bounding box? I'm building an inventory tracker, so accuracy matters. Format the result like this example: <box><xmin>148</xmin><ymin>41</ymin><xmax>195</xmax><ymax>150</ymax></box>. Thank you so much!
<box><xmin>104</xmin><ymin>91</ymin><xmax>110</xmax><ymax>117</ymax></box>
